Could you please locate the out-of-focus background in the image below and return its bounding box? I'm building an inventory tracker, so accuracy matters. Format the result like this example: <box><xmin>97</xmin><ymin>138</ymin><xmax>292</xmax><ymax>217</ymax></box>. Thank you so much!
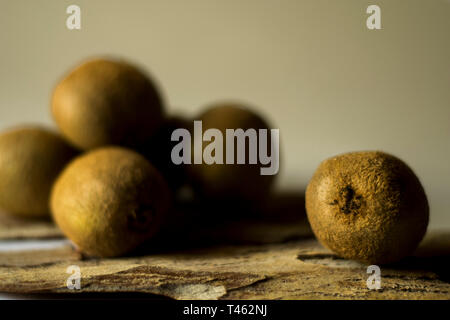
<box><xmin>0</xmin><ymin>0</ymin><xmax>449</xmax><ymax>228</ymax></box>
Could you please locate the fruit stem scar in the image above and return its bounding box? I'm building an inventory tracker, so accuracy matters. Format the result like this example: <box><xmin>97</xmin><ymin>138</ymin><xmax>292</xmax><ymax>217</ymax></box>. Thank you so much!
<box><xmin>339</xmin><ymin>185</ymin><xmax>362</xmax><ymax>214</ymax></box>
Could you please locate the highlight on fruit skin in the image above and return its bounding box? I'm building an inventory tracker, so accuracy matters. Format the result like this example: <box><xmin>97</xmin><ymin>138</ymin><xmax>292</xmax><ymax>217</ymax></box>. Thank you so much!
<box><xmin>51</xmin><ymin>57</ymin><xmax>165</xmax><ymax>150</ymax></box>
<box><xmin>187</xmin><ymin>102</ymin><xmax>278</xmax><ymax>202</ymax></box>
<box><xmin>50</xmin><ymin>147</ymin><xmax>171</xmax><ymax>258</ymax></box>
<box><xmin>0</xmin><ymin>126</ymin><xmax>77</xmax><ymax>218</ymax></box>
<box><xmin>305</xmin><ymin>151</ymin><xmax>429</xmax><ymax>265</ymax></box>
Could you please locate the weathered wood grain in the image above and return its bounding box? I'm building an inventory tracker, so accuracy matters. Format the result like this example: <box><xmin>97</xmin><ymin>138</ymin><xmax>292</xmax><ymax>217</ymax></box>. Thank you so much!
<box><xmin>0</xmin><ymin>232</ymin><xmax>448</xmax><ymax>300</ymax></box>
<box><xmin>1</xmin><ymin>192</ymin><xmax>448</xmax><ymax>300</ymax></box>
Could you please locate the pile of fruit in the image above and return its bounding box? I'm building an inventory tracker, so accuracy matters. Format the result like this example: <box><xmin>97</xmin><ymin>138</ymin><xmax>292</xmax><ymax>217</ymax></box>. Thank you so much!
<box><xmin>0</xmin><ymin>57</ymin><xmax>429</xmax><ymax>264</ymax></box>
<box><xmin>0</xmin><ymin>58</ymin><xmax>276</xmax><ymax>257</ymax></box>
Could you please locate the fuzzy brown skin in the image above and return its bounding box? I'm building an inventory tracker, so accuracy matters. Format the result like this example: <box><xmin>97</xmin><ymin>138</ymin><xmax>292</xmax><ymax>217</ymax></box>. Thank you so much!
<box><xmin>51</xmin><ymin>147</ymin><xmax>170</xmax><ymax>258</ymax></box>
<box><xmin>305</xmin><ymin>151</ymin><xmax>429</xmax><ymax>265</ymax></box>
<box><xmin>188</xmin><ymin>103</ymin><xmax>277</xmax><ymax>201</ymax></box>
<box><xmin>0</xmin><ymin>127</ymin><xmax>77</xmax><ymax>218</ymax></box>
<box><xmin>51</xmin><ymin>58</ymin><xmax>164</xmax><ymax>150</ymax></box>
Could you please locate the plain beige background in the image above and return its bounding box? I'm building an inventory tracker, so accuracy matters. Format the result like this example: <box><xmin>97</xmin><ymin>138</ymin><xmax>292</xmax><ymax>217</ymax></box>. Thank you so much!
<box><xmin>0</xmin><ymin>0</ymin><xmax>449</xmax><ymax>228</ymax></box>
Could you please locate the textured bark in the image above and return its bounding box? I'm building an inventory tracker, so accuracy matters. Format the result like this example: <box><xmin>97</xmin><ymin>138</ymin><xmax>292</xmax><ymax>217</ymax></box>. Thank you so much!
<box><xmin>0</xmin><ymin>232</ymin><xmax>448</xmax><ymax>300</ymax></box>
<box><xmin>1</xmin><ymin>193</ymin><xmax>448</xmax><ymax>299</ymax></box>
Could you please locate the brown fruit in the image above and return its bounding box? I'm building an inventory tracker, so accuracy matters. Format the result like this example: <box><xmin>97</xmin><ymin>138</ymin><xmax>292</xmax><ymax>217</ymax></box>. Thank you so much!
<box><xmin>51</xmin><ymin>58</ymin><xmax>165</xmax><ymax>150</ymax></box>
<box><xmin>188</xmin><ymin>103</ymin><xmax>277</xmax><ymax>202</ymax></box>
<box><xmin>305</xmin><ymin>151</ymin><xmax>429</xmax><ymax>264</ymax></box>
<box><xmin>0</xmin><ymin>126</ymin><xmax>77</xmax><ymax>218</ymax></box>
<box><xmin>51</xmin><ymin>147</ymin><xmax>170</xmax><ymax>257</ymax></box>
<box><xmin>138</xmin><ymin>115</ymin><xmax>192</xmax><ymax>190</ymax></box>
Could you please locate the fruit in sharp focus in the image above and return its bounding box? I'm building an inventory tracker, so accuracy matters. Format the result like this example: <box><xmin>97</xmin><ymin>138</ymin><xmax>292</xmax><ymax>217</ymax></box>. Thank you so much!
<box><xmin>51</xmin><ymin>147</ymin><xmax>170</xmax><ymax>257</ymax></box>
<box><xmin>188</xmin><ymin>103</ymin><xmax>277</xmax><ymax>202</ymax></box>
<box><xmin>51</xmin><ymin>58</ymin><xmax>165</xmax><ymax>150</ymax></box>
<box><xmin>305</xmin><ymin>151</ymin><xmax>429</xmax><ymax>264</ymax></box>
<box><xmin>0</xmin><ymin>126</ymin><xmax>77</xmax><ymax>218</ymax></box>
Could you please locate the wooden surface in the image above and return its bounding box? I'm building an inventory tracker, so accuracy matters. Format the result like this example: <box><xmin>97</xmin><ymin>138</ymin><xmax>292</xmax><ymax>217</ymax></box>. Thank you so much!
<box><xmin>0</xmin><ymin>231</ymin><xmax>449</xmax><ymax>299</ymax></box>
<box><xmin>0</xmin><ymin>211</ymin><xmax>62</xmax><ymax>240</ymax></box>
<box><xmin>0</xmin><ymin>194</ymin><xmax>449</xmax><ymax>300</ymax></box>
